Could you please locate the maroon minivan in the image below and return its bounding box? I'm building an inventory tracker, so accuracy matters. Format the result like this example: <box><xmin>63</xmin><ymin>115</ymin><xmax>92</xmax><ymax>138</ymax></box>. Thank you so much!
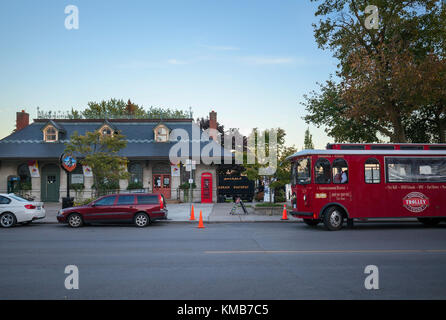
<box><xmin>57</xmin><ymin>193</ymin><xmax>168</xmax><ymax>228</ymax></box>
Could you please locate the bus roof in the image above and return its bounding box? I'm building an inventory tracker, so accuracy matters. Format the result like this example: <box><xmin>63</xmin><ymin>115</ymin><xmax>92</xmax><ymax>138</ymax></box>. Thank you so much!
<box><xmin>286</xmin><ymin>149</ymin><xmax>446</xmax><ymax>161</ymax></box>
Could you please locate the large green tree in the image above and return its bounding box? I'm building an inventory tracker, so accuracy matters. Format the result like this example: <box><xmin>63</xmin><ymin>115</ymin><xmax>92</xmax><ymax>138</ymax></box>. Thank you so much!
<box><xmin>303</xmin><ymin>79</ymin><xmax>383</xmax><ymax>142</ymax></box>
<box><xmin>304</xmin><ymin>0</ymin><xmax>446</xmax><ymax>143</ymax></box>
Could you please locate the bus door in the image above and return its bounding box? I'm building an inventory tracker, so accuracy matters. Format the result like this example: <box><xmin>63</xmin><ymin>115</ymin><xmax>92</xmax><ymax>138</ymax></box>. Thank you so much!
<box><xmin>294</xmin><ymin>157</ymin><xmax>313</xmax><ymax>213</ymax></box>
<box><xmin>359</xmin><ymin>157</ymin><xmax>385</xmax><ymax>218</ymax></box>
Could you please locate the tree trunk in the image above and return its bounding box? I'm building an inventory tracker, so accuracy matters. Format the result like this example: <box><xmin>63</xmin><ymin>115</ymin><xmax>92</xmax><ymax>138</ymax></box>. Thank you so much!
<box><xmin>389</xmin><ymin>107</ymin><xmax>407</xmax><ymax>143</ymax></box>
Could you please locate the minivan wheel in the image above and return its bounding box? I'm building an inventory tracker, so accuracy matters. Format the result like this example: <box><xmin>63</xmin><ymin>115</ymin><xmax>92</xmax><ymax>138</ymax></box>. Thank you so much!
<box><xmin>323</xmin><ymin>206</ymin><xmax>344</xmax><ymax>231</ymax></box>
<box><xmin>0</xmin><ymin>212</ymin><xmax>16</xmax><ymax>228</ymax></box>
<box><xmin>134</xmin><ymin>212</ymin><xmax>149</xmax><ymax>227</ymax></box>
<box><xmin>67</xmin><ymin>213</ymin><xmax>83</xmax><ymax>228</ymax></box>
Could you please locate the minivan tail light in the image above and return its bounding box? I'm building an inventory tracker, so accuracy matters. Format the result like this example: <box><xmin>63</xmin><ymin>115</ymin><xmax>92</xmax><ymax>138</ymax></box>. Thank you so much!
<box><xmin>159</xmin><ymin>195</ymin><xmax>164</xmax><ymax>209</ymax></box>
<box><xmin>25</xmin><ymin>204</ymin><xmax>36</xmax><ymax>210</ymax></box>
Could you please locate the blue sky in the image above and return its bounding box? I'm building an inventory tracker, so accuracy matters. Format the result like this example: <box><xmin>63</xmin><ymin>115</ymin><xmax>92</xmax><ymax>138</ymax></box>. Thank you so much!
<box><xmin>0</xmin><ymin>0</ymin><xmax>338</xmax><ymax>148</ymax></box>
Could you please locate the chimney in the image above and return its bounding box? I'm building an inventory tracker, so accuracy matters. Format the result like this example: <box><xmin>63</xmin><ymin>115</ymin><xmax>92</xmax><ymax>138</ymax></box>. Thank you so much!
<box><xmin>16</xmin><ymin>110</ymin><xmax>30</xmax><ymax>132</ymax></box>
<box><xmin>209</xmin><ymin>110</ymin><xmax>217</xmax><ymax>140</ymax></box>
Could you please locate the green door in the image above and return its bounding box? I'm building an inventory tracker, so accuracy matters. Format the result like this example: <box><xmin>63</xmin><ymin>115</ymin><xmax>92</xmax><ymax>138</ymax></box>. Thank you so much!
<box><xmin>41</xmin><ymin>164</ymin><xmax>60</xmax><ymax>202</ymax></box>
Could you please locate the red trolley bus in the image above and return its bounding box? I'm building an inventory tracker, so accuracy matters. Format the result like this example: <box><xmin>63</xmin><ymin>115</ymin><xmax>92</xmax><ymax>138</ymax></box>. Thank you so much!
<box><xmin>287</xmin><ymin>143</ymin><xmax>446</xmax><ymax>230</ymax></box>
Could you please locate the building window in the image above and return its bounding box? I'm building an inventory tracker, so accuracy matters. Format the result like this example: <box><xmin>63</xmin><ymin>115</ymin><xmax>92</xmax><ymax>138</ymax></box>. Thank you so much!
<box><xmin>154</xmin><ymin>125</ymin><xmax>169</xmax><ymax>142</ymax></box>
<box><xmin>100</xmin><ymin>125</ymin><xmax>113</xmax><ymax>137</ymax></box>
<box><xmin>333</xmin><ymin>158</ymin><xmax>348</xmax><ymax>184</ymax></box>
<box><xmin>44</xmin><ymin>126</ymin><xmax>57</xmax><ymax>142</ymax></box>
<box><xmin>128</xmin><ymin>162</ymin><xmax>143</xmax><ymax>185</ymax></box>
<box><xmin>314</xmin><ymin>158</ymin><xmax>331</xmax><ymax>184</ymax></box>
<box><xmin>365</xmin><ymin>158</ymin><xmax>380</xmax><ymax>184</ymax></box>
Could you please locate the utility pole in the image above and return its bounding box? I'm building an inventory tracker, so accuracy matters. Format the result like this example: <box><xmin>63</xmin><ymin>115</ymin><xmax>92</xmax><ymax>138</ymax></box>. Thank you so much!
<box><xmin>188</xmin><ymin>107</ymin><xmax>194</xmax><ymax>212</ymax></box>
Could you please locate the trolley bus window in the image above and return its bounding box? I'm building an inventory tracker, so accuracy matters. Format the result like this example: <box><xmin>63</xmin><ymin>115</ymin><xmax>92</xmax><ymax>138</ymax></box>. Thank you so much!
<box><xmin>365</xmin><ymin>158</ymin><xmax>380</xmax><ymax>183</ymax></box>
<box><xmin>333</xmin><ymin>158</ymin><xmax>348</xmax><ymax>184</ymax></box>
<box><xmin>296</xmin><ymin>158</ymin><xmax>311</xmax><ymax>184</ymax></box>
<box><xmin>291</xmin><ymin>162</ymin><xmax>297</xmax><ymax>185</ymax></box>
<box><xmin>386</xmin><ymin>157</ymin><xmax>446</xmax><ymax>182</ymax></box>
<box><xmin>315</xmin><ymin>158</ymin><xmax>331</xmax><ymax>184</ymax></box>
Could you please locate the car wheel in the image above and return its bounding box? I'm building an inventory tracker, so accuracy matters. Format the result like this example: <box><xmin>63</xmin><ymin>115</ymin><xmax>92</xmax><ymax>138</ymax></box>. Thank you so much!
<box><xmin>323</xmin><ymin>206</ymin><xmax>344</xmax><ymax>231</ymax></box>
<box><xmin>303</xmin><ymin>219</ymin><xmax>320</xmax><ymax>227</ymax></box>
<box><xmin>134</xmin><ymin>212</ymin><xmax>149</xmax><ymax>227</ymax></box>
<box><xmin>0</xmin><ymin>212</ymin><xmax>17</xmax><ymax>228</ymax></box>
<box><xmin>67</xmin><ymin>213</ymin><xmax>83</xmax><ymax>228</ymax></box>
<box><xmin>417</xmin><ymin>218</ymin><xmax>441</xmax><ymax>227</ymax></box>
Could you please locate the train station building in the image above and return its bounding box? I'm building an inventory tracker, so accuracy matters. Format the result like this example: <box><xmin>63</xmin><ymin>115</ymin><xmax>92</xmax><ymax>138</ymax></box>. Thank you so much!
<box><xmin>0</xmin><ymin>110</ymin><xmax>232</xmax><ymax>203</ymax></box>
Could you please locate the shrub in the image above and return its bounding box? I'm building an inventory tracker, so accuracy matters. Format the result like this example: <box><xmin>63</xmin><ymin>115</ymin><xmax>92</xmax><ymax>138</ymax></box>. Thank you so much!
<box><xmin>70</xmin><ymin>183</ymin><xmax>85</xmax><ymax>192</ymax></box>
<box><xmin>92</xmin><ymin>181</ymin><xmax>120</xmax><ymax>190</ymax></box>
<box><xmin>179</xmin><ymin>182</ymin><xmax>197</xmax><ymax>190</ymax></box>
<box><xmin>15</xmin><ymin>181</ymin><xmax>32</xmax><ymax>191</ymax></box>
<box><xmin>255</xmin><ymin>202</ymin><xmax>284</xmax><ymax>208</ymax></box>
<box><xmin>127</xmin><ymin>182</ymin><xmax>143</xmax><ymax>190</ymax></box>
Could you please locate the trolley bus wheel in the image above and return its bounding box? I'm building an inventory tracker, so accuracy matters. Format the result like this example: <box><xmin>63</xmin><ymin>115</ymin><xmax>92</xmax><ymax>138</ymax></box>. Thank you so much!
<box><xmin>323</xmin><ymin>206</ymin><xmax>344</xmax><ymax>231</ymax></box>
<box><xmin>303</xmin><ymin>219</ymin><xmax>320</xmax><ymax>227</ymax></box>
<box><xmin>417</xmin><ymin>218</ymin><xmax>441</xmax><ymax>227</ymax></box>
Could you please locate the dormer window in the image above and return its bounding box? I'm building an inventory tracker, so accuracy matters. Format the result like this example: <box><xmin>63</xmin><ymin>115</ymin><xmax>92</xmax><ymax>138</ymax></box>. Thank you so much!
<box><xmin>44</xmin><ymin>126</ymin><xmax>58</xmax><ymax>142</ymax></box>
<box><xmin>154</xmin><ymin>124</ymin><xmax>169</xmax><ymax>142</ymax></box>
<box><xmin>99</xmin><ymin>125</ymin><xmax>113</xmax><ymax>137</ymax></box>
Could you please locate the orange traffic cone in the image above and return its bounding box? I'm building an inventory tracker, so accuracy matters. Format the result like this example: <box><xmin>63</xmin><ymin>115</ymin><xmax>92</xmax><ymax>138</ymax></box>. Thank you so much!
<box><xmin>197</xmin><ymin>210</ymin><xmax>205</xmax><ymax>228</ymax></box>
<box><xmin>189</xmin><ymin>205</ymin><xmax>195</xmax><ymax>221</ymax></box>
<box><xmin>281</xmin><ymin>204</ymin><xmax>288</xmax><ymax>220</ymax></box>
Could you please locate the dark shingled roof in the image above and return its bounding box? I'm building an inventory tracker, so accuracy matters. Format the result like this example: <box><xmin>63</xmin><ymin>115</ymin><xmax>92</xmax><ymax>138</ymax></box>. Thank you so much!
<box><xmin>0</xmin><ymin>119</ymin><xmax>233</xmax><ymax>161</ymax></box>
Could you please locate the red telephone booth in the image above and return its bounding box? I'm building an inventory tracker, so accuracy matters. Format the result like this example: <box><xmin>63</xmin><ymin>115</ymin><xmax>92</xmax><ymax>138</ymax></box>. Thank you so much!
<box><xmin>201</xmin><ymin>172</ymin><xmax>213</xmax><ymax>203</ymax></box>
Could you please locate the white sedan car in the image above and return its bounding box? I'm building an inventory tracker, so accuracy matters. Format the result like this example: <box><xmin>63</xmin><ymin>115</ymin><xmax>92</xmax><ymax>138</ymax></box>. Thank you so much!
<box><xmin>0</xmin><ymin>193</ymin><xmax>46</xmax><ymax>228</ymax></box>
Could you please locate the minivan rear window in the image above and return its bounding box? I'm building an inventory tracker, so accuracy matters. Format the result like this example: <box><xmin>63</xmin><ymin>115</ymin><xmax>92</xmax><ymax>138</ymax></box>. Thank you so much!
<box><xmin>136</xmin><ymin>195</ymin><xmax>159</xmax><ymax>204</ymax></box>
<box><xmin>117</xmin><ymin>195</ymin><xmax>135</xmax><ymax>205</ymax></box>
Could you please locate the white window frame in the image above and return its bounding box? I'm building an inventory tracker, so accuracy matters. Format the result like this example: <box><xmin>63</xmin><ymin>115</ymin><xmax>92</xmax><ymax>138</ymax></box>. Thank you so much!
<box><xmin>154</xmin><ymin>125</ymin><xmax>169</xmax><ymax>142</ymax></box>
<box><xmin>99</xmin><ymin>125</ymin><xmax>114</xmax><ymax>137</ymax></box>
<box><xmin>44</xmin><ymin>126</ymin><xmax>58</xmax><ymax>142</ymax></box>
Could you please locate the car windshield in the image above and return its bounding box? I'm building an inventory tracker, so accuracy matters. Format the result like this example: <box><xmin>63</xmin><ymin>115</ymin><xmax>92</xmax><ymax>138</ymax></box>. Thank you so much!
<box><xmin>8</xmin><ymin>194</ymin><xmax>28</xmax><ymax>202</ymax></box>
<box><xmin>296</xmin><ymin>158</ymin><xmax>311</xmax><ymax>184</ymax></box>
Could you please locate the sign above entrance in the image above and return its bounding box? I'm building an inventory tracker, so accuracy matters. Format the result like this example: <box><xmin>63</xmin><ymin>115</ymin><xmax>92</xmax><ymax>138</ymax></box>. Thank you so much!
<box><xmin>60</xmin><ymin>153</ymin><xmax>77</xmax><ymax>173</ymax></box>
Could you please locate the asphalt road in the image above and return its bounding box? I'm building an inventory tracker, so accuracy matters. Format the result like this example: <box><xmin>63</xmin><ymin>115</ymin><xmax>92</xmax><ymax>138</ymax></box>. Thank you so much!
<box><xmin>1</xmin><ymin>221</ymin><xmax>446</xmax><ymax>299</ymax></box>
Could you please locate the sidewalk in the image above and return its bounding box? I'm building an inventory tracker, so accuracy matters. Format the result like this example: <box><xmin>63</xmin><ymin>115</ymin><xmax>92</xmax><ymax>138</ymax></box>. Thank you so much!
<box><xmin>208</xmin><ymin>203</ymin><xmax>294</xmax><ymax>222</ymax></box>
